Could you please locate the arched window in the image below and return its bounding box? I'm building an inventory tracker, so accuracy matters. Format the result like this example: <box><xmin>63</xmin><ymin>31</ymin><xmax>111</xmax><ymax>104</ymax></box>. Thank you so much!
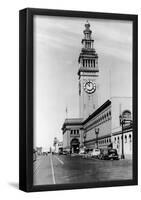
<box><xmin>125</xmin><ymin>135</ymin><xmax>127</xmax><ymax>143</ymax></box>
<box><xmin>122</xmin><ymin>110</ymin><xmax>131</xmax><ymax>121</ymax></box>
<box><xmin>129</xmin><ymin>134</ymin><xmax>132</xmax><ymax>142</ymax></box>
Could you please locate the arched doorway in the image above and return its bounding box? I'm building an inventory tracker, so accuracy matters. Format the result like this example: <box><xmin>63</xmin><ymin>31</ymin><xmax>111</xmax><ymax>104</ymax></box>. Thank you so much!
<box><xmin>70</xmin><ymin>138</ymin><xmax>80</xmax><ymax>153</ymax></box>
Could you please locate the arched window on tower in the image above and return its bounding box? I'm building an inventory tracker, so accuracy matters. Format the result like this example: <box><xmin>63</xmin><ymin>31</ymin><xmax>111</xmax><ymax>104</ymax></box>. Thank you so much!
<box><xmin>88</xmin><ymin>60</ymin><xmax>90</xmax><ymax>67</ymax></box>
<box><xmin>94</xmin><ymin>60</ymin><xmax>95</xmax><ymax>67</ymax></box>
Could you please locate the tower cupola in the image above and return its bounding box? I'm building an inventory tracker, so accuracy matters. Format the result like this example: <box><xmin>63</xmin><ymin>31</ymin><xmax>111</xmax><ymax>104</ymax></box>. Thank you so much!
<box><xmin>78</xmin><ymin>21</ymin><xmax>99</xmax><ymax>76</ymax></box>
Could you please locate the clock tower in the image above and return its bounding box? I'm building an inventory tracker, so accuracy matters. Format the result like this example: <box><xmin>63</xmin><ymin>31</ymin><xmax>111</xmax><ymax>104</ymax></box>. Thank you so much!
<box><xmin>78</xmin><ymin>21</ymin><xmax>99</xmax><ymax>119</ymax></box>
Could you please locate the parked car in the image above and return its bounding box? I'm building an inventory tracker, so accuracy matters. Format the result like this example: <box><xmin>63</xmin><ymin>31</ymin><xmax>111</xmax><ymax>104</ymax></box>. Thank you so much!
<box><xmin>63</xmin><ymin>151</ymin><xmax>69</xmax><ymax>155</ymax></box>
<box><xmin>99</xmin><ymin>149</ymin><xmax>119</xmax><ymax>160</ymax></box>
<box><xmin>58</xmin><ymin>151</ymin><xmax>63</xmax><ymax>155</ymax></box>
<box><xmin>79</xmin><ymin>149</ymin><xmax>86</xmax><ymax>155</ymax></box>
<box><xmin>82</xmin><ymin>149</ymin><xmax>93</xmax><ymax>159</ymax></box>
<box><xmin>91</xmin><ymin>149</ymin><xmax>101</xmax><ymax>158</ymax></box>
<box><xmin>43</xmin><ymin>152</ymin><xmax>48</xmax><ymax>156</ymax></box>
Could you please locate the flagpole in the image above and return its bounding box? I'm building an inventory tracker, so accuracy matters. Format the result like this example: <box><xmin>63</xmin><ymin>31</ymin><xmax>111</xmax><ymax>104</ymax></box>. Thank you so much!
<box><xmin>66</xmin><ymin>106</ymin><xmax>68</xmax><ymax>119</ymax></box>
<box><xmin>109</xmin><ymin>67</ymin><xmax>111</xmax><ymax>99</ymax></box>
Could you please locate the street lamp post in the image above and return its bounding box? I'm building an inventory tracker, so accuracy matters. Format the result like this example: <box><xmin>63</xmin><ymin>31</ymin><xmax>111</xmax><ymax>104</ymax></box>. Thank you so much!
<box><xmin>83</xmin><ymin>132</ymin><xmax>86</xmax><ymax>148</ymax></box>
<box><xmin>95</xmin><ymin>128</ymin><xmax>99</xmax><ymax>149</ymax></box>
<box><xmin>119</xmin><ymin>115</ymin><xmax>125</xmax><ymax>159</ymax></box>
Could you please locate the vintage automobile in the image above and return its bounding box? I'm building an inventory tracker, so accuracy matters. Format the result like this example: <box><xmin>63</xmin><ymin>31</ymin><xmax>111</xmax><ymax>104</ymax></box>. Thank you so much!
<box><xmin>99</xmin><ymin>149</ymin><xmax>119</xmax><ymax>160</ymax></box>
<box><xmin>91</xmin><ymin>149</ymin><xmax>101</xmax><ymax>158</ymax></box>
<box><xmin>43</xmin><ymin>152</ymin><xmax>48</xmax><ymax>156</ymax></box>
<box><xmin>82</xmin><ymin>149</ymin><xmax>93</xmax><ymax>159</ymax></box>
<box><xmin>79</xmin><ymin>149</ymin><xmax>86</xmax><ymax>155</ymax></box>
<box><xmin>62</xmin><ymin>150</ymin><xmax>70</xmax><ymax>155</ymax></box>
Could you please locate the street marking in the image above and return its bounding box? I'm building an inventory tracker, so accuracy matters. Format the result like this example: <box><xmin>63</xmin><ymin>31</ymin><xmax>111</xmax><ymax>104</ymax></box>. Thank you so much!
<box><xmin>54</xmin><ymin>155</ymin><xmax>64</xmax><ymax>165</ymax></box>
<box><xmin>50</xmin><ymin>154</ymin><xmax>56</xmax><ymax>184</ymax></box>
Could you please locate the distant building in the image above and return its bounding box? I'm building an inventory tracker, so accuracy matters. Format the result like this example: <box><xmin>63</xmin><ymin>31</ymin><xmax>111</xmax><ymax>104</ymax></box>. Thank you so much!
<box><xmin>36</xmin><ymin>147</ymin><xmax>42</xmax><ymax>155</ymax></box>
<box><xmin>53</xmin><ymin>138</ymin><xmax>63</xmax><ymax>153</ymax></box>
<box><xmin>62</xmin><ymin>22</ymin><xmax>132</xmax><ymax>159</ymax></box>
<box><xmin>53</xmin><ymin>137</ymin><xmax>59</xmax><ymax>153</ymax></box>
<box><xmin>58</xmin><ymin>142</ymin><xmax>63</xmax><ymax>153</ymax></box>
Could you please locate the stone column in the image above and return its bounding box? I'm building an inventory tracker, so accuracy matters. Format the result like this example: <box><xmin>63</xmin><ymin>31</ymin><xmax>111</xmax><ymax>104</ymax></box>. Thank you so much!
<box><xmin>88</xmin><ymin>60</ymin><xmax>90</xmax><ymax>67</ymax></box>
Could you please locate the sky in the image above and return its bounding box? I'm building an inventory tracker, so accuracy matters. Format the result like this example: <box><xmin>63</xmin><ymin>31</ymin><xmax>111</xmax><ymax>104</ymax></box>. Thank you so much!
<box><xmin>33</xmin><ymin>15</ymin><xmax>132</xmax><ymax>150</ymax></box>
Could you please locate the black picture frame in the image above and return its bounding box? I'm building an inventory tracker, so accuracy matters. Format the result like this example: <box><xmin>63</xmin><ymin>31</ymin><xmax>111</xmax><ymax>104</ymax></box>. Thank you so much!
<box><xmin>19</xmin><ymin>8</ymin><xmax>138</xmax><ymax>192</ymax></box>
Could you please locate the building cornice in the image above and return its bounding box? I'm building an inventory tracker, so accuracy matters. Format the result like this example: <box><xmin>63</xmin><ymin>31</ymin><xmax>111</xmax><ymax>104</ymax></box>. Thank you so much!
<box><xmin>62</xmin><ymin>100</ymin><xmax>112</xmax><ymax>134</ymax></box>
<box><xmin>78</xmin><ymin>67</ymin><xmax>99</xmax><ymax>76</ymax></box>
<box><xmin>85</xmin><ymin>133</ymin><xmax>111</xmax><ymax>144</ymax></box>
<box><xmin>83</xmin><ymin>100</ymin><xmax>111</xmax><ymax>125</ymax></box>
<box><xmin>61</xmin><ymin>118</ymin><xmax>83</xmax><ymax>131</ymax></box>
<box><xmin>112</xmin><ymin>125</ymin><xmax>132</xmax><ymax>136</ymax></box>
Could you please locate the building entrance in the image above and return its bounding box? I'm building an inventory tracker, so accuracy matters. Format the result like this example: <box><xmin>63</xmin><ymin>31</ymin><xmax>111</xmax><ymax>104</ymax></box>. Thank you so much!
<box><xmin>70</xmin><ymin>138</ymin><xmax>80</xmax><ymax>153</ymax></box>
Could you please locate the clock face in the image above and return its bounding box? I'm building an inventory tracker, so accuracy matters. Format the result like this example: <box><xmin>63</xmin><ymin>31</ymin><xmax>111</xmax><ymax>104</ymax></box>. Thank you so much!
<box><xmin>84</xmin><ymin>80</ymin><xmax>96</xmax><ymax>94</ymax></box>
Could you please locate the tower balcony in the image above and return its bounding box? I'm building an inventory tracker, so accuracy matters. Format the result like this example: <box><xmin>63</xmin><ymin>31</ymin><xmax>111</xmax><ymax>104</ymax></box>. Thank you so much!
<box><xmin>78</xmin><ymin>51</ymin><xmax>98</xmax><ymax>63</ymax></box>
<box><xmin>81</xmin><ymin>39</ymin><xmax>94</xmax><ymax>43</ymax></box>
<box><xmin>81</xmin><ymin>48</ymin><xmax>98</xmax><ymax>55</ymax></box>
<box><xmin>78</xmin><ymin>67</ymin><xmax>99</xmax><ymax>76</ymax></box>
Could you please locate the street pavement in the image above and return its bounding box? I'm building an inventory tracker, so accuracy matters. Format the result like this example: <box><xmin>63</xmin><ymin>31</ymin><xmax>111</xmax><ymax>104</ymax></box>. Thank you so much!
<box><xmin>33</xmin><ymin>154</ymin><xmax>132</xmax><ymax>185</ymax></box>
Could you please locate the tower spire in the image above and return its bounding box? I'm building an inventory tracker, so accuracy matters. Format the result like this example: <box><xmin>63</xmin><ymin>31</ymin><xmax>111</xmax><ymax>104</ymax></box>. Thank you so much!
<box><xmin>78</xmin><ymin>22</ymin><xmax>99</xmax><ymax>76</ymax></box>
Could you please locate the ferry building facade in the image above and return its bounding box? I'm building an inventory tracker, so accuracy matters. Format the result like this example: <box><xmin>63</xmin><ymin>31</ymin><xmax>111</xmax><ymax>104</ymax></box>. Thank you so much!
<box><xmin>62</xmin><ymin>22</ymin><xmax>132</xmax><ymax>159</ymax></box>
